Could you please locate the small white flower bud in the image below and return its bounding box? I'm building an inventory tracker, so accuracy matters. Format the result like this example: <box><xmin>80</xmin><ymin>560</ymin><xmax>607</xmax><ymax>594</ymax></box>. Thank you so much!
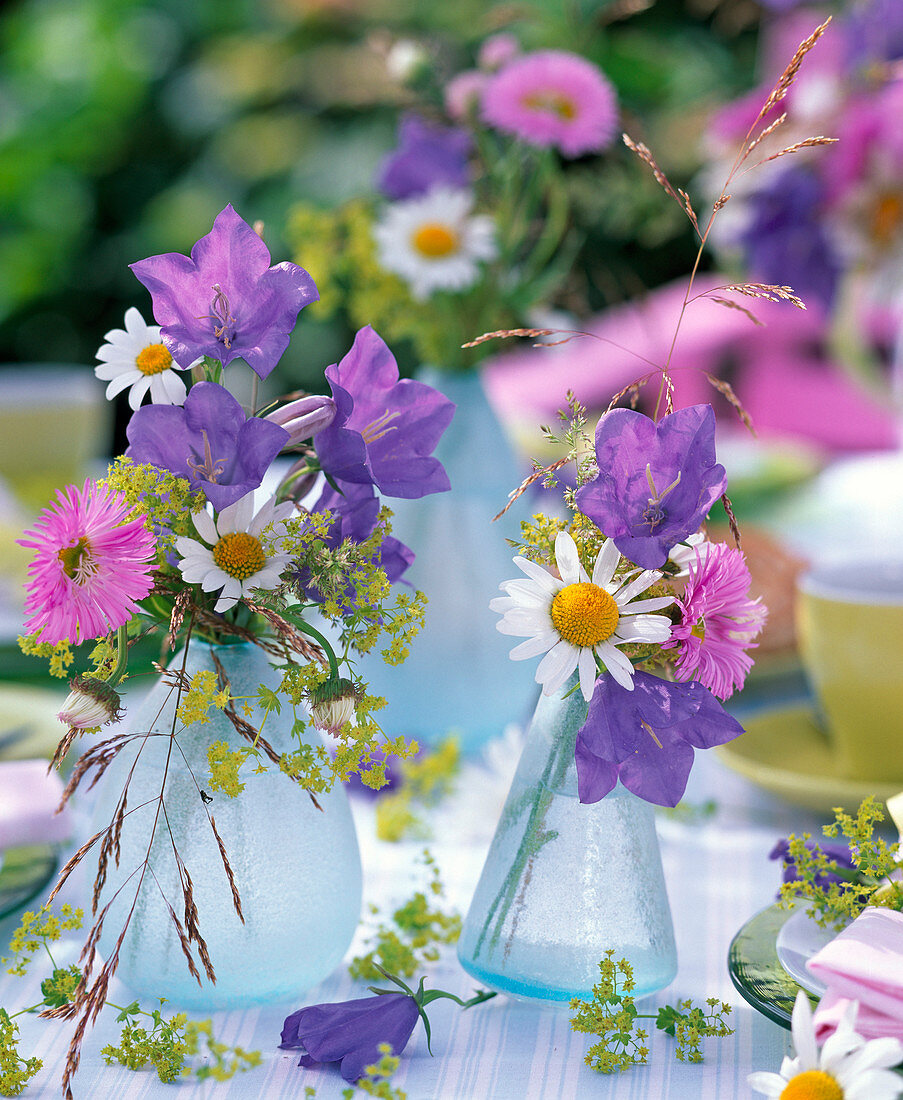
<box><xmin>58</xmin><ymin>675</ymin><xmax>123</xmax><ymax>731</ymax></box>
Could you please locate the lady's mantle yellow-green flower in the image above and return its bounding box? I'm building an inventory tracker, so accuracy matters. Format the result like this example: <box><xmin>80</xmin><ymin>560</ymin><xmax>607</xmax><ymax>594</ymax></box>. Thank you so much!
<box><xmin>491</xmin><ymin>530</ymin><xmax>673</xmax><ymax>701</ymax></box>
<box><xmin>748</xmin><ymin>990</ymin><xmax>903</xmax><ymax>1100</ymax></box>
<box><xmin>174</xmin><ymin>493</ymin><xmax>293</xmax><ymax>612</ymax></box>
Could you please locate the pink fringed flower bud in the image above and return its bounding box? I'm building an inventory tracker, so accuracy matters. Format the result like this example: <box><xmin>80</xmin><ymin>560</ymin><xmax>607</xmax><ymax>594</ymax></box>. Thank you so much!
<box><xmin>308</xmin><ymin>678</ymin><xmax>361</xmax><ymax>736</ymax></box>
<box><xmin>58</xmin><ymin>675</ymin><xmax>123</xmax><ymax>731</ymax></box>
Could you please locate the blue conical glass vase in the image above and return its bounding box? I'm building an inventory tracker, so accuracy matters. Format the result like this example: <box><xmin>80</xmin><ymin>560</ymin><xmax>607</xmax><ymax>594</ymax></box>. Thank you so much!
<box><xmin>357</xmin><ymin>369</ymin><xmax>539</xmax><ymax>754</ymax></box>
<box><xmin>457</xmin><ymin>675</ymin><xmax>678</xmax><ymax>1002</ymax></box>
<box><xmin>88</xmin><ymin>640</ymin><xmax>362</xmax><ymax>1010</ymax></box>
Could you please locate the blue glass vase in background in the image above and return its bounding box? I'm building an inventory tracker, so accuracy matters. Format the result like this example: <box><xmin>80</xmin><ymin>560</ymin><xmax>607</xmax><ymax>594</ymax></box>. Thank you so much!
<box><xmin>457</xmin><ymin>675</ymin><xmax>678</xmax><ymax>1002</ymax></box>
<box><xmin>88</xmin><ymin>640</ymin><xmax>362</xmax><ymax>1010</ymax></box>
<box><xmin>358</xmin><ymin>368</ymin><xmax>539</xmax><ymax>754</ymax></box>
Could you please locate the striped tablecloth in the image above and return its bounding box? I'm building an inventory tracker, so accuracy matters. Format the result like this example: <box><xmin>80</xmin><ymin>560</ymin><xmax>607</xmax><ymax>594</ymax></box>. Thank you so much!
<box><xmin>0</xmin><ymin>744</ymin><xmax>821</xmax><ymax>1099</ymax></box>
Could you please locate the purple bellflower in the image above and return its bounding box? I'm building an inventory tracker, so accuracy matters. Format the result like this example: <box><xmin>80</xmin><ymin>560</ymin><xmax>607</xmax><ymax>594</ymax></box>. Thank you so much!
<box><xmin>575</xmin><ymin>671</ymin><xmax>744</xmax><ymax>808</ymax></box>
<box><xmin>130</xmin><ymin>204</ymin><xmax>319</xmax><ymax>379</ymax></box>
<box><xmin>281</xmin><ymin>992</ymin><xmax>420</xmax><ymax>1083</ymax></box>
<box><xmin>126</xmin><ymin>380</ymin><xmax>288</xmax><ymax>511</ymax></box>
<box><xmin>575</xmin><ymin>404</ymin><xmax>727</xmax><ymax>570</ymax></box>
<box><xmin>280</xmin><ymin>970</ymin><xmax>495</xmax><ymax>1084</ymax></box>
<box><xmin>315</xmin><ymin>326</ymin><xmax>455</xmax><ymax>499</ymax></box>
<box><xmin>377</xmin><ymin>114</ymin><xmax>473</xmax><ymax>201</ymax></box>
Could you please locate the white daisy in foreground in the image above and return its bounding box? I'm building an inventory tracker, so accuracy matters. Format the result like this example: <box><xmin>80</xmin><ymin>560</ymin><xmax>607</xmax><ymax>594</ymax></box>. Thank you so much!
<box><xmin>175</xmin><ymin>494</ymin><xmax>294</xmax><ymax>613</ymax></box>
<box><xmin>95</xmin><ymin>307</ymin><xmax>195</xmax><ymax>410</ymax></box>
<box><xmin>749</xmin><ymin>990</ymin><xmax>903</xmax><ymax>1100</ymax></box>
<box><xmin>373</xmin><ymin>186</ymin><xmax>496</xmax><ymax>300</ymax></box>
<box><xmin>491</xmin><ymin>530</ymin><xmax>674</xmax><ymax>701</ymax></box>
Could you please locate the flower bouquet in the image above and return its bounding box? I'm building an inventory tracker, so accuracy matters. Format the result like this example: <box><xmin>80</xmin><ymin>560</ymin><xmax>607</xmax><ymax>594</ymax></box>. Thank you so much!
<box><xmin>456</xmin><ymin>17</ymin><xmax>840</xmax><ymax>1004</ymax></box>
<box><xmin>455</xmin><ymin>396</ymin><xmax>765</xmax><ymax>1000</ymax></box>
<box><xmin>287</xmin><ymin>35</ymin><xmax>623</xmax><ymax>751</ymax></box>
<box><xmin>16</xmin><ymin>203</ymin><xmax>455</xmax><ymax>1094</ymax></box>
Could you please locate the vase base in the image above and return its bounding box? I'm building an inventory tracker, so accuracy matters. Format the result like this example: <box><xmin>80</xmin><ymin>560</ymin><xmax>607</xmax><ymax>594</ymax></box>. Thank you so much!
<box><xmin>458</xmin><ymin>950</ymin><xmax>676</xmax><ymax>1005</ymax></box>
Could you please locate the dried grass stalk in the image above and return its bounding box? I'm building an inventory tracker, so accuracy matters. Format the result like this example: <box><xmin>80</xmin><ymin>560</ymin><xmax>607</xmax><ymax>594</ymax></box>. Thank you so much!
<box><xmin>705</xmin><ymin>373</ymin><xmax>756</xmax><ymax>435</ymax></box>
<box><xmin>721</xmin><ymin>493</ymin><xmax>742</xmax><ymax>549</ymax></box>
<box><xmin>752</xmin><ymin>135</ymin><xmax>838</xmax><ymax>168</ymax></box>
<box><xmin>244</xmin><ymin>599</ymin><xmax>325</xmax><ymax>663</ymax></box>
<box><xmin>47</xmin><ymin>828</ymin><xmax>106</xmax><ymax>905</ymax></box>
<box><xmin>623</xmin><ymin>134</ymin><xmax>700</xmax><ymax>235</ymax></box>
<box><xmin>211</xmin><ymin>816</ymin><xmax>244</xmax><ymax>922</ymax></box>
<box><xmin>166</xmin><ymin>586</ymin><xmax>193</xmax><ymax>650</ymax></box>
<box><xmin>605</xmin><ymin>376</ymin><xmax>651</xmax><ymax>414</ymax></box>
<box><xmin>462</xmin><ymin>327</ymin><xmax>555</xmax><ymax>348</ymax></box>
<box><xmin>49</xmin><ymin>728</ymin><xmax>79</xmax><ymax>771</ymax></box>
<box><xmin>492</xmin><ymin>457</ymin><xmax>570</xmax><ymax>521</ymax></box>
<box><xmin>745</xmin><ymin>112</ymin><xmax>787</xmax><ymax>156</ymax></box>
<box><xmin>755</xmin><ymin>18</ymin><xmax>832</xmax><ymax>122</ymax></box>
<box><xmin>707</xmin><ymin>296</ymin><xmax>764</xmax><ymax>326</ymax></box>
<box><xmin>720</xmin><ymin>283</ymin><xmax>806</xmax><ymax>309</ymax></box>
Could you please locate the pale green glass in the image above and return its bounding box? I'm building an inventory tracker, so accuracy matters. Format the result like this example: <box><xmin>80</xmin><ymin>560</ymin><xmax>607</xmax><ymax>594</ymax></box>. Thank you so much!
<box><xmin>458</xmin><ymin>677</ymin><xmax>678</xmax><ymax>1001</ymax></box>
<box><xmin>88</xmin><ymin>641</ymin><xmax>362</xmax><ymax>1010</ymax></box>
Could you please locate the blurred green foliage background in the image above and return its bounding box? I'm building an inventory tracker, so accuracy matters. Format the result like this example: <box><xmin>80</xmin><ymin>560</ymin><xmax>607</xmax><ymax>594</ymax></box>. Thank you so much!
<box><xmin>0</xmin><ymin>0</ymin><xmax>766</xmax><ymax>402</ymax></box>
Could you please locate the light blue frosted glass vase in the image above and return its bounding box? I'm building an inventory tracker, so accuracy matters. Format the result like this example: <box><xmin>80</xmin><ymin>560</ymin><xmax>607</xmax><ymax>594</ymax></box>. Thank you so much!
<box><xmin>457</xmin><ymin>676</ymin><xmax>677</xmax><ymax>1002</ymax></box>
<box><xmin>88</xmin><ymin>640</ymin><xmax>362</xmax><ymax>1010</ymax></box>
<box><xmin>357</xmin><ymin>369</ymin><xmax>539</xmax><ymax>754</ymax></box>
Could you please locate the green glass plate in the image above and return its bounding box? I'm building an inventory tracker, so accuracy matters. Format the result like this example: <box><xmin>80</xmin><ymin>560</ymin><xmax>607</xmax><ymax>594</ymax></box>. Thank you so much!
<box><xmin>728</xmin><ymin>904</ymin><xmax>814</xmax><ymax>1029</ymax></box>
<box><xmin>0</xmin><ymin>845</ymin><xmax>58</xmax><ymax>920</ymax></box>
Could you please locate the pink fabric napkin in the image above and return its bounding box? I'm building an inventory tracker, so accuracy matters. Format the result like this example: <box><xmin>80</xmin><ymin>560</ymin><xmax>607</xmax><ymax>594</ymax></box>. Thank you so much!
<box><xmin>809</xmin><ymin>908</ymin><xmax>903</xmax><ymax>1043</ymax></box>
<box><xmin>0</xmin><ymin>759</ymin><xmax>71</xmax><ymax>851</ymax></box>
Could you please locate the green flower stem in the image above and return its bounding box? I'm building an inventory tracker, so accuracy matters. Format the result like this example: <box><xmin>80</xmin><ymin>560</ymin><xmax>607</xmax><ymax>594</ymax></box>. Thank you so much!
<box><xmin>367</xmin><ymin>968</ymin><xmax>495</xmax><ymax>1057</ymax></box>
<box><xmin>280</xmin><ymin>613</ymin><xmax>341</xmax><ymax>683</ymax></box>
<box><xmin>419</xmin><ymin>988</ymin><xmax>496</xmax><ymax>1010</ymax></box>
<box><xmin>472</xmin><ymin>701</ymin><xmax>583</xmax><ymax>959</ymax></box>
<box><xmin>106</xmin><ymin>624</ymin><xmax>130</xmax><ymax>690</ymax></box>
<box><xmin>5</xmin><ymin>1003</ymin><xmax>44</xmax><ymax>1021</ymax></box>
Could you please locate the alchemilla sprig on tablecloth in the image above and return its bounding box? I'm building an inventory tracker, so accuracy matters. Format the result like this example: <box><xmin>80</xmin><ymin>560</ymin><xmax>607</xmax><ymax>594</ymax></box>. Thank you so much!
<box><xmin>15</xmin><ymin>203</ymin><xmax>454</xmax><ymax>1097</ymax></box>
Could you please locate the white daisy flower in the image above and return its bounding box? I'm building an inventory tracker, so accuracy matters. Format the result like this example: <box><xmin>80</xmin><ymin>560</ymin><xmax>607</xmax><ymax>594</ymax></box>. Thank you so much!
<box><xmin>174</xmin><ymin>494</ymin><xmax>295</xmax><ymax>613</ymax></box>
<box><xmin>749</xmin><ymin>990</ymin><xmax>903</xmax><ymax>1100</ymax></box>
<box><xmin>373</xmin><ymin>186</ymin><xmax>496</xmax><ymax>300</ymax></box>
<box><xmin>95</xmin><ymin>307</ymin><xmax>195</xmax><ymax>410</ymax></box>
<box><xmin>667</xmin><ymin>531</ymin><xmax>708</xmax><ymax>577</ymax></box>
<box><xmin>491</xmin><ymin>530</ymin><xmax>674</xmax><ymax>702</ymax></box>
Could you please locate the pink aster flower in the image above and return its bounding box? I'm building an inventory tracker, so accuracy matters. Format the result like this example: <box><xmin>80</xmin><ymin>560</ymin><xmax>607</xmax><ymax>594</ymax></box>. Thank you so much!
<box><xmin>665</xmin><ymin>542</ymin><xmax>766</xmax><ymax>701</ymax></box>
<box><xmin>19</xmin><ymin>480</ymin><xmax>156</xmax><ymax>645</ymax></box>
<box><xmin>480</xmin><ymin>50</ymin><xmax>618</xmax><ymax>158</ymax></box>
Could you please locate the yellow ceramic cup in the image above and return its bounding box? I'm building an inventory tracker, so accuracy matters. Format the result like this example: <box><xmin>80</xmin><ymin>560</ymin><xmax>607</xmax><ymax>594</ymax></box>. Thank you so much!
<box><xmin>796</xmin><ymin>560</ymin><xmax>903</xmax><ymax>782</ymax></box>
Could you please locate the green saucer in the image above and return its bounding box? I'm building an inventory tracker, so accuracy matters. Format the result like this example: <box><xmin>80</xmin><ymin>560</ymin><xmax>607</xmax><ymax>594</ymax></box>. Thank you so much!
<box><xmin>717</xmin><ymin>704</ymin><xmax>901</xmax><ymax>814</ymax></box>
<box><xmin>728</xmin><ymin>904</ymin><xmax>808</xmax><ymax>1029</ymax></box>
<box><xmin>0</xmin><ymin>845</ymin><xmax>58</xmax><ymax>921</ymax></box>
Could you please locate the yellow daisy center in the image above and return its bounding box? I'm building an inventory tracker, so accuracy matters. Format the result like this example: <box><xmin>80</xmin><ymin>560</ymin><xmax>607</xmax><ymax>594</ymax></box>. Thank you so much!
<box><xmin>412</xmin><ymin>223</ymin><xmax>459</xmax><ymax>258</ymax></box>
<box><xmin>523</xmin><ymin>91</ymin><xmax>577</xmax><ymax>120</ymax></box>
<box><xmin>779</xmin><ymin>1070</ymin><xmax>844</xmax><ymax>1100</ymax></box>
<box><xmin>550</xmin><ymin>582</ymin><xmax>619</xmax><ymax>647</ymax></box>
<box><xmin>136</xmin><ymin>343</ymin><xmax>173</xmax><ymax>376</ymax></box>
<box><xmin>212</xmin><ymin>532</ymin><xmax>266</xmax><ymax>580</ymax></box>
<box><xmin>58</xmin><ymin>538</ymin><xmax>93</xmax><ymax>581</ymax></box>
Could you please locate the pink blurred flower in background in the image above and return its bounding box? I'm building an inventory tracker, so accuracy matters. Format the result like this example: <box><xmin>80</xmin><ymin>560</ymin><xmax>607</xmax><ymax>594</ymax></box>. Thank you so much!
<box><xmin>480</xmin><ymin>50</ymin><xmax>618</xmax><ymax>157</ymax></box>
